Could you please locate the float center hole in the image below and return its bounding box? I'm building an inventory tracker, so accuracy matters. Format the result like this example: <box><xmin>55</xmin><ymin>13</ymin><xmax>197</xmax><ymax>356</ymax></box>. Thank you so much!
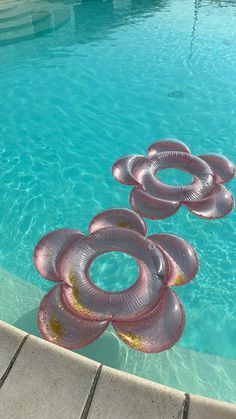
<box><xmin>157</xmin><ymin>168</ymin><xmax>193</xmax><ymax>185</ymax></box>
<box><xmin>89</xmin><ymin>251</ymin><xmax>139</xmax><ymax>292</ymax></box>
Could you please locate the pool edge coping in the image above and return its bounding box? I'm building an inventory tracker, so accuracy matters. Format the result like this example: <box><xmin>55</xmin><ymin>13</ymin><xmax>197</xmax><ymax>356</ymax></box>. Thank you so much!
<box><xmin>0</xmin><ymin>320</ymin><xmax>235</xmax><ymax>419</ymax></box>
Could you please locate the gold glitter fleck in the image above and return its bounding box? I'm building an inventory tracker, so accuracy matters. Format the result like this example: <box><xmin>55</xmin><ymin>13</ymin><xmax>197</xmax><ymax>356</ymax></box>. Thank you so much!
<box><xmin>173</xmin><ymin>273</ymin><xmax>185</xmax><ymax>286</ymax></box>
<box><xmin>49</xmin><ymin>315</ymin><xmax>63</xmax><ymax>341</ymax></box>
<box><xmin>72</xmin><ymin>286</ymin><xmax>93</xmax><ymax>317</ymax></box>
<box><xmin>68</xmin><ymin>270</ymin><xmax>77</xmax><ymax>286</ymax></box>
<box><xmin>116</xmin><ymin>220</ymin><xmax>134</xmax><ymax>229</ymax></box>
<box><xmin>67</xmin><ymin>268</ymin><xmax>95</xmax><ymax>317</ymax></box>
<box><xmin>46</xmin><ymin>248</ymin><xmax>53</xmax><ymax>260</ymax></box>
<box><xmin>118</xmin><ymin>331</ymin><xmax>144</xmax><ymax>350</ymax></box>
<box><xmin>68</xmin><ymin>270</ymin><xmax>93</xmax><ymax>317</ymax></box>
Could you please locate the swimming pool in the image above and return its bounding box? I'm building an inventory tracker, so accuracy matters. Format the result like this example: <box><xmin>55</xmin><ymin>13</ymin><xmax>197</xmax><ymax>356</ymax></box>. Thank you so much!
<box><xmin>0</xmin><ymin>0</ymin><xmax>235</xmax><ymax>403</ymax></box>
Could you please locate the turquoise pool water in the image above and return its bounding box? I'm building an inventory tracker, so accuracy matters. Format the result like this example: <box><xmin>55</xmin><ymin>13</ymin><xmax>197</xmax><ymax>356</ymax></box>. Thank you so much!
<box><xmin>0</xmin><ymin>0</ymin><xmax>235</xmax><ymax>402</ymax></box>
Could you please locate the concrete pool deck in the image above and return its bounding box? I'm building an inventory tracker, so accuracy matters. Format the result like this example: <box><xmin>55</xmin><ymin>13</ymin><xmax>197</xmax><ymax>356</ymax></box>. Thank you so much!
<box><xmin>0</xmin><ymin>321</ymin><xmax>236</xmax><ymax>419</ymax></box>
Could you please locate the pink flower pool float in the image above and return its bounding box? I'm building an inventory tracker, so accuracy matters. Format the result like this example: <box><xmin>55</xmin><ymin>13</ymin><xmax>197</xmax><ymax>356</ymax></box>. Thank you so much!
<box><xmin>112</xmin><ymin>139</ymin><xmax>235</xmax><ymax>220</ymax></box>
<box><xmin>33</xmin><ymin>208</ymin><xmax>199</xmax><ymax>353</ymax></box>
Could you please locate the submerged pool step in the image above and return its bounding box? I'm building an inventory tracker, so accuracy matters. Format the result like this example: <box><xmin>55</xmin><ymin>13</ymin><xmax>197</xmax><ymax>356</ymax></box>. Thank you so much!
<box><xmin>0</xmin><ymin>10</ymin><xmax>51</xmax><ymax>33</ymax></box>
<box><xmin>0</xmin><ymin>0</ymin><xmax>25</xmax><ymax>14</ymax></box>
<box><xmin>0</xmin><ymin>7</ymin><xmax>70</xmax><ymax>46</ymax></box>
<box><xmin>0</xmin><ymin>1</ymin><xmax>32</xmax><ymax>22</ymax></box>
<box><xmin>0</xmin><ymin>0</ymin><xmax>71</xmax><ymax>46</ymax></box>
<box><xmin>0</xmin><ymin>267</ymin><xmax>44</xmax><ymax>326</ymax></box>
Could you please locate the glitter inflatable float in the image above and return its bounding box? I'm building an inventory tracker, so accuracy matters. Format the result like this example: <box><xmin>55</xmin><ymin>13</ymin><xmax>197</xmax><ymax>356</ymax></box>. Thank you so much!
<box><xmin>33</xmin><ymin>208</ymin><xmax>199</xmax><ymax>353</ymax></box>
<box><xmin>112</xmin><ymin>139</ymin><xmax>235</xmax><ymax>220</ymax></box>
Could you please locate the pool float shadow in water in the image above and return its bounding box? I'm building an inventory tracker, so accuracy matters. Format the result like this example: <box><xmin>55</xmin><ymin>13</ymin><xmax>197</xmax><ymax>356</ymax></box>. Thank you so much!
<box><xmin>14</xmin><ymin>307</ymin><xmax>40</xmax><ymax>338</ymax></box>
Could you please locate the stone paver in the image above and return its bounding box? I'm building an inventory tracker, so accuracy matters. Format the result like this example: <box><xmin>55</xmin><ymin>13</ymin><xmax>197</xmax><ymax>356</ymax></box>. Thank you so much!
<box><xmin>188</xmin><ymin>394</ymin><xmax>236</xmax><ymax>419</ymax></box>
<box><xmin>0</xmin><ymin>321</ymin><xmax>27</xmax><ymax>379</ymax></box>
<box><xmin>0</xmin><ymin>333</ymin><xmax>100</xmax><ymax>419</ymax></box>
<box><xmin>87</xmin><ymin>365</ymin><xmax>185</xmax><ymax>419</ymax></box>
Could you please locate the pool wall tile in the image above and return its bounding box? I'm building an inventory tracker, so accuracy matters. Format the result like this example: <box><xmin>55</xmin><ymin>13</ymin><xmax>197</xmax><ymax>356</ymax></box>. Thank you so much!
<box><xmin>87</xmin><ymin>365</ymin><xmax>185</xmax><ymax>419</ymax></box>
<box><xmin>188</xmin><ymin>394</ymin><xmax>236</xmax><ymax>419</ymax></box>
<box><xmin>0</xmin><ymin>332</ymin><xmax>100</xmax><ymax>419</ymax></box>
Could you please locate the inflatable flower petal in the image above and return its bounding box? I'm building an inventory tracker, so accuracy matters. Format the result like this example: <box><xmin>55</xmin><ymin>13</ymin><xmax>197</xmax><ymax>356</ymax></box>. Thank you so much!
<box><xmin>88</xmin><ymin>207</ymin><xmax>147</xmax><ymax>235</ymax></box>
<box><xmin>130</xmin><ymin>187</ymin><xmax>181</xmax><ymax>220</ymax></box>
<box><xmin>112</xmin><ymin>139</ymin><xmax>235</xmax><ymax>220</ymax></box>
<box><xmin>149</xmin><ymin>234</ymin><xmax>199</xmax><ymax>286</ymax></box>
<box><xmin>147</xmin><ymin>138</ymin><xmax>191</xmax><ymax>156</ymax></box>
<box><xmin>112</xmin><ymin>289</ymin><xmax>185</xmax><ymax>353</ymax></box>
<box><xmin>199</xmin><ymin>154</ymin><xmax>235</xmax><ymax>184</ymax></box>
<box><xmin>112</xmin><ymin>155</ymin><xmax>144</xmax><ymax>185</ymax></box>
<box><xmin>33</xmin><ymin>229</ymin><xmax>85</xmax><ymax>282</ymax></box>
<box><xmin>34</xmin><ymin>208</ymin><xmax>199</xmax><ymax>353</ymax></box>
<box><xmin>38</xmin><ymin>285</ymin><xmax>109</xmax><ymax>349</ymax></box>
<box><xmin>185</xmin><ymin>184</ymin><xmax>234</xmax><ymax>219</ymax></box>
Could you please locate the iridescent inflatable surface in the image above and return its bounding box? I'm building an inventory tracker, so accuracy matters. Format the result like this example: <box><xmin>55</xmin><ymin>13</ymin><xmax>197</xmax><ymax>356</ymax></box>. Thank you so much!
<box><xmin>33</xmin><ymin>209</ymin><xmax>198</xmax><ymax>353</ymax></box>
<box><xmin>112</xmin><ymin>139</ymin><xmax>235</xmax><ymax>219</ymax></box>
<box><xmin>33</xmin><ymin>138</ymin><xmax>235</xmax><ymax>353</ymax></box>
